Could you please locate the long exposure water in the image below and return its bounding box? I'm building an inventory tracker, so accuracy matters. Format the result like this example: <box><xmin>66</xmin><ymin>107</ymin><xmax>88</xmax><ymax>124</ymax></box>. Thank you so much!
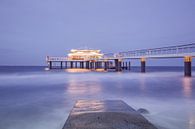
<box><xmin>0</xmin><ymin>66</ymin><xmax>195</xmax><ymax>129</ymax></box>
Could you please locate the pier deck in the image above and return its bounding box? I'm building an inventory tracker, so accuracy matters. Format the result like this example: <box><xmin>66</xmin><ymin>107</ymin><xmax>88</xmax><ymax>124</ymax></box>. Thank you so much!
<box><xmin>47</xmin><ymin>43</ymin><xmax>195</xmax><ymax>76</ymax></box>
<box><xmin>63</xmin><ymin>100</ymin><xmax>157</xmax><ymax>129</ymax></box>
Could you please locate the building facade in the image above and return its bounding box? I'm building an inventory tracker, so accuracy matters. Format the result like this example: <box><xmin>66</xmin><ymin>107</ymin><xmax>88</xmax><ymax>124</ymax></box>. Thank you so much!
<box><xmin>68</xmin><ymin>49</ymin><xmax>103</xmax><ymax>60</ymax></box>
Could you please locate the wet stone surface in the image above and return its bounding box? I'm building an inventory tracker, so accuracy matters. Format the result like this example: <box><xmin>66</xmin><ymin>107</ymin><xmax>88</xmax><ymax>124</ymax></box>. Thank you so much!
<box><xmin>63</xmin><ymin>100</ymin><xmax>157</xmax><ymax>129</ymax></box>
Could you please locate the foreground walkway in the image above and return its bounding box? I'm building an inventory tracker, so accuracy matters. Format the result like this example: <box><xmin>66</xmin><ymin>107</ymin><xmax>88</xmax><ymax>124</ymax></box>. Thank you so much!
<box><xmin>63</xmin><ymin>100</ymin><xmax>157</xmax><ymax>129</ymax></box>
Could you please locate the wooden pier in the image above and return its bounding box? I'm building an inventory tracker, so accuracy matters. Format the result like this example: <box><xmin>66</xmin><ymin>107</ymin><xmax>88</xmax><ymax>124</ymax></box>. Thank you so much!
<box><xmin>63</xmin><ymin>100</ymin><xmax>157</xmax><ymax>129</ymax></box>
<box><xmin>46</xmin><ymin>43</ymin><xmax>195</xmax><ymax>77</ymax></box>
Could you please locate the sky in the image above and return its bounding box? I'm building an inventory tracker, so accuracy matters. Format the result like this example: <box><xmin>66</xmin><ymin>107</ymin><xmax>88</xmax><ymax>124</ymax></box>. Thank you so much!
<box><xmin>0</xmin><ymin>0</ymin><xmax>195</xmax><ymax>66</ymax></box>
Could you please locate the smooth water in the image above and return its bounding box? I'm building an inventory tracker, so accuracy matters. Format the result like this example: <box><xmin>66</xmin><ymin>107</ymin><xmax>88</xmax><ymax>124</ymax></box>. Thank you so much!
<box><xmin>0</xmin><ymin>66</ymin><xmax>195</xmax><ymax>129</ymax></box>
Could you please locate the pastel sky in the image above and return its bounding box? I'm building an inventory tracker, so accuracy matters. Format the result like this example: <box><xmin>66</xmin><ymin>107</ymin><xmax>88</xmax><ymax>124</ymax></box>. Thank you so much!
<box><xmin>0</xmin><ymin>0</ymin><xmax>195</xmax><ymax>66</ymax></box>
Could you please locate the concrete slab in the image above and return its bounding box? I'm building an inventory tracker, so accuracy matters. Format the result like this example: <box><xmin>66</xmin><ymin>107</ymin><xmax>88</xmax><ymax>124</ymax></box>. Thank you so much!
<box><xmin>63</xmin><ymin>100</ymin><xmax>157</xmax><ymax>129</ymax></box>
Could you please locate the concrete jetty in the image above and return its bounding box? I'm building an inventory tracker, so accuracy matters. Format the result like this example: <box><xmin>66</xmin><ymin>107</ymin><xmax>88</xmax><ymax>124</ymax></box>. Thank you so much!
<box><xmin>63</xmin><ymin>100</ymin><xmax>157</xmax><ymax>129</ymax></box>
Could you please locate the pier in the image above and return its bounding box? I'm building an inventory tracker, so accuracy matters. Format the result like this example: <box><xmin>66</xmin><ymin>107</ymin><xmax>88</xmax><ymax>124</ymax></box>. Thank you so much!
<box><xmin>63</xmin><ymin>100</ymin><xmax>157</xmax><ymax>129</ymax></box>
<box><xmin>46</xmin><ymin>43</ymin><xmax>195</xmax><ymax>76</ymax></box>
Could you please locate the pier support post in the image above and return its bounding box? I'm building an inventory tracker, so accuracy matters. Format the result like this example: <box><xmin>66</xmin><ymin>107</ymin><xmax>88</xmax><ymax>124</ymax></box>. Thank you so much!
<box><xmin>125</xmin><ymin>62</ymin><xmax>128</xmax><ymax>70</ymax></box>
<box><xmin>90</xmin><ymin>62</ymin><xmax>92</xmax><ymax>69</ymax></box>
<box><xmin>115</xmin><ymin>59</ymin><xmax>118</xmax><ymax>71</ymax></box>
<box><xmin>65</xmin><ymin>62</ymin><xmax>67</xmax><ymax>69</ymax></box>
<box><xmin>100</xmin><ymin>62</ymin><xmax>103</xmax><ymax>68</ymax></box>
<box><xmin>67</xmin><ymin>62</ymin><xmax>69</xmax><ymax>68</ymax></box>
<box><xmin>107</xmin><ymin>61</ymin><xmax>109</xmax><ymax>69</ymax></box>
<box><xmin>141</xmin><ymin>58</ymin><xmax>146</xmax><ymax>73</ymax></box>
<box><xmin>79</xmin><ymin>62</ymin><xmax>81</xmax><ymax>68</ymax></box>
<box><xmin>83</xmin><ymin>62</ymin><xmax>85</xmax><ymax>69</ymax></box>
<box><xmin>70</xmin><ymin>61</ymin><xmax>73</xmax><ymax>68</ymax></box>
<box><xmin>184</xmin><ymin>56</ymin><xmax>192</xmax><ymax>77</ymax></box>
<box><xmin>104</xmin><ymin>61</ymin><xmax>108</xmax><ymax>70</ymax></box>
<box><xmin>81</xmin><ymin>62</ymin><xmax>83</xmax><ymax>68</ymax></box>
<box><xmin>82</xmin><ymin>62</ymin><xmax>84</xmax><ymax>68</ymax></box>
<box><xmin>49</xmin><ymin>61</ymin><xmax>52</xmax><ymax>69</ymax></box>
<box><xmin>128</xmin><ymin>61</ymin><xmax>131</xmax><ymax>71</ymax></box>
<box><xmin>60</xmin><ymin>61</ymin><xmax>63</xmax><ymax>69</ymax></box>
<box><xmin>86</xmin><ymin>61</ymin><xmax>89</xmax><ymax>69</ymax></box>
<box><xmin>95</xmin><ymin>62</ymin><xmax>97</xmax><ymax>69</ymax></box>
<box><xmin>119</xmin><ymin>61</ymin><xmax>122</xmax><ymax>71</ymax></box>
<box><xmin>98</xmin><ymin>62</ymin><xmax>100</xmax><ymax>68</ymax></box>
<box><xmin>122</xmin><ymin>62</ymin><xmax>125</xmax><ymax>70</ymax></box>
<box><xmin>115</xmin><ymin>59</ymin><xmax>122</xmax><ymax>72</ymax></box>
<box><xmin>98</xmin><ymin>62</ymin><xmax>99</xmax><ymax>69</ymax></box>
<box><xmin>80</xmin><ymin>62</ymin><xmax>83</xmax><ymax>68</ymax></box>
<box><xmin>92</xmin><ymin>62</ymin><xmax>94</xmax><ymax>69</ymax></box>
<box><xmin>107</xmin><ymin>62</ymin><xmax>110</xmax><ymax>69</ymax></box>
<box><xmin>75</xmin><ymin>62</ymin><xmax>77</xmax><ymax>68</ymax></box>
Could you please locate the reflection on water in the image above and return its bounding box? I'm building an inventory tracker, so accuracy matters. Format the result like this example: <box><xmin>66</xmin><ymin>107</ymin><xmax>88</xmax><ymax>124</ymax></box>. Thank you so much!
<box><xmin>66</xmin><ymin>75</ymin><xmax>102</xmax><ymax>96</ymax></box>
<box><xmin>0</xmin><ymin>67</ymin><xmax>195</xmax><ymax>129</ymax></box>
<box><xmin>65</xmin><ymin>68</ymin><xmax>106</xmax><ymax>73</ymax></box>
<box><xmin>182</xmin><ymin>77</ymin><xmax>192</xmax><ymax>98</ymax></box>
<box><xmin>95</xmin><ymin>69</ymin><xmax>106</xmax><ymax>72</ymax></box>
<box><xmin>65</xmin><ymin>68</ymin><xmax>91</xmax><ymax>73</ymax></box>
<box><xmin>189</xmin><ymin>114</ymin><xmax>195</xmax><ymax>129</ymax></box>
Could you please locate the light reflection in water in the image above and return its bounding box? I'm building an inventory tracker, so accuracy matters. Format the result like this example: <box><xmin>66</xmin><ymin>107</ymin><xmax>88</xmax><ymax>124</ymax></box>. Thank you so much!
<box><xmin>1</xmin><ymin>67</ymin><xmax>195</xmax><ymax>129</ymax></box>
<box><xmin>65</xmin><ymin>68</ymin><xmax>91</xmax><ymax>73</ymax></box>
<box><xmin>182</xmin><ymin>77</ymin><xmax>192</xmax><ymax>98</ymax></box>
<box><xmin>95</xmin><ymin>69</ymin><xmax>106</xmax><ymax>72</ymax></box>
<box><xmin>189</xmin><ymin>114</ymin><xmax>195</xmax><ymax>129</ymax></box>
<box><xmin>66</xmin><ymin>75</ymin><xmax>102</xmax><ymax>96</ymax></box>
<box><xmin>65</xmin><ymin>68</ymin><xmax>106</xmax><ymax>73</ymax></box>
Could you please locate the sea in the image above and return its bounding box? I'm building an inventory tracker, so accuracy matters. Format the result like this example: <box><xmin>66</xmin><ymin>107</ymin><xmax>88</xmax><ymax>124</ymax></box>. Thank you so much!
<box><xmin>0</xmin><ymin>66</ymin><xmax>195</xmax><ymax>129</ymax></box>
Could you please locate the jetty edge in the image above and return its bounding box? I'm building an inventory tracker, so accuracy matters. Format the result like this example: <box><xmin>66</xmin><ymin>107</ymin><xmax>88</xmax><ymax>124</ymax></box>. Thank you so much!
<box><xmin>62</xmin><ymin>100</ymin><xmax>157</xmax><ymax>129</ymax></box>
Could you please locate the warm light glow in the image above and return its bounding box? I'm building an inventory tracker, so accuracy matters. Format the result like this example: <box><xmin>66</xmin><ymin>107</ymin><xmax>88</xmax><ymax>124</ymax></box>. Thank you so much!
<box><xmin>141</xmin><ymin>58</ymin><xmax>146</xmax><ymax>62</ymax></box>
<box><xmin>184</xmin><ymin>56</ymin><xmax>192</xmax><ymax>62</ymax></box>
<box><xmin>95</xmin><ymin>69</ymin><xmax>106</xmax><ymax>72</ymax></box>
<box><xmin>65</xmin><ymin>68</ymin><xmax>91</xmax><ymax>73</ymax></box>
<box><xmin>66</xmin><ymin>77</ymin><xmax>102</xmax><ymax>98</ymax></box>
<box><xmin>189</xmin><ymin>114</ymin><xmax>195</xmax><ymax>129</ymax></box>
<box><xmin>68</xmin><ymin>49</ymin><xmax>103</xmax><ymax>60</ymax></box>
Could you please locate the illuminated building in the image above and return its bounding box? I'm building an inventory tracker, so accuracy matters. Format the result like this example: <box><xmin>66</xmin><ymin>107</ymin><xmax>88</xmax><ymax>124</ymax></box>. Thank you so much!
<box><xmin>68</xmin><ymin>49</ymin><xmax>103</xmax><ymax>60</ymax></box>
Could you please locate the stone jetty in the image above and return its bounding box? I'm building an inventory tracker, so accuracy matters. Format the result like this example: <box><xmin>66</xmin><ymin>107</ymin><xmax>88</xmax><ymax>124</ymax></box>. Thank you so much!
<box><xmin>63</xmin><ymin>100</ymin><xmax>157</xmax><ymax>129</ymax></box>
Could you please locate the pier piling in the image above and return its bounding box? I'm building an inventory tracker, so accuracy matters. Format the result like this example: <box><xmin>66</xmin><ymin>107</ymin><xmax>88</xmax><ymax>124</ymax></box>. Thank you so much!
<box><xmin>115</xmin><ymin>59</ymin><xmax>119</xmax><ymax>71</ymax></box>
<box><xmin>60</xmin><ymin>61</ymin><xmax>63</xmax><ymax>69</ymax></box>
<box><xmin>74</xmin><ymin>62</ymin><xmax>76</xmax><ymax>68</ymax></box>
<box><xmin>125</xmin><ymin>62</ymin><xmax>128</xmax><ymax>70</ymax></box>
<box><xmin>115</xmin><ymin>59</ymin><xmax>122</xmax><ymax>71</ymax></box>
<box><xmin>184</xmin><ymin>56</ymin><xmax>192</xmax><ymax>77</ymax></box>
<box><xmin>70</xmin><ymin>62</ymin><xmax>73</xmax><ymax>68</ymax></box>
<box><xmin>86</xmin><ymin>61</ymin><xmax>89</xmax><ymax>69</ymax></box>
<box><xmin>141</xmin><ymin>58</ymin><xmax>146</xmax><ymax>73</ymax></box>
<box><xmin>128</xmin><ymin>61</ymin><xmax>131</xmax><ymax>70</ymax></box>
<box><xmin>104</xmin><ymin>61</ymin><xmax>108</xmax><ymax>70</ymax></box>
<box><xmin>49</xmin><ymin>61</ymin><xmax>52</xmax><ymax>69</ymax></box>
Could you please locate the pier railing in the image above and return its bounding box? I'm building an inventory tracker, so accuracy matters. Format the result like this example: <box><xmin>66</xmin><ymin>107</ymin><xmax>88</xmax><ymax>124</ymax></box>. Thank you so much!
<box><xmin>46</xmin><ymin>56</ymin><xmax>103</xmax><ymax>62</ymax></box>
<box><xmin>103</xmin><ymin>43</ymin><xmax>195</xmax><ymax>59</ymax></box>
<box><xmin>46</xmin><ymin>56</ymin><xmax>68</xmax><ymax>61</ymax></box>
